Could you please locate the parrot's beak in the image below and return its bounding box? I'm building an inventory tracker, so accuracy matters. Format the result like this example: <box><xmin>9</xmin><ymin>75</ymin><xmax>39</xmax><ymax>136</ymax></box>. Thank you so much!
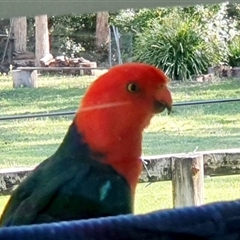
<box><xmin>154</xmin><ymin>85</ymin><xmax>172</xmax><ymax>115</ymax></box>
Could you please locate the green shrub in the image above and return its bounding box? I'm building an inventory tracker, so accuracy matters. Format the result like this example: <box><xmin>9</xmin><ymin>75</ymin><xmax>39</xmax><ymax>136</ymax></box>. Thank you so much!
<box><xmin>133</xmin><ymin>14</ymin><xmax>220</xmax><ymax>80</ymax></box>
<box><xmin>228</xmin><ymin>35</ymin><xmax>240</xmax><ymax>67</ymax></box>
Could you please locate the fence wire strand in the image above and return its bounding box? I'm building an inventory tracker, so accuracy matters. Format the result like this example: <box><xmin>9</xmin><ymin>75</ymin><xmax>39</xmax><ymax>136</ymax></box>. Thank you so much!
<box><xmin>0</xmin><ymin>98</ymin><xmax>240</xmax><ymax>121</ymax></box>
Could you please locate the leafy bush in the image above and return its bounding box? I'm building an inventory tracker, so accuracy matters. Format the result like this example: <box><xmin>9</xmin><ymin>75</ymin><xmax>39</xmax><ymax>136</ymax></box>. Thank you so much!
<box><xmin>133</xmin><ymin>14</ymin><xmax>216</xmax><ymax>80</ymax></box>
<box><xmin>59</xmin><ymin>37</ymin><xmax>84</xmax><ymax>57</ymax></box>
<box><xmin>191</xmin><ymin>3</ymin><xmax>238</xmax><ymax>66</ymax></box>
<box><xmin>114</xmin><ymin>4</ymin><xmax>239</xmax><ymax>79</ymax></box>
<box><xmin>111</xmin><ymin>7</ymin><xmax>182</xmax><ymax>34</ymax></box>
<box><xmin>228</xmin><ymin>35</ymin><xmax>240</xmax><ymax>67</ymax></box>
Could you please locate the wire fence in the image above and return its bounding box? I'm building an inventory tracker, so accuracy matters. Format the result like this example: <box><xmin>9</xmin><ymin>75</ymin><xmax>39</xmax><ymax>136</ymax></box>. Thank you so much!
<box><xmin>0</xmin><ymin>98</ymin><xmax>240</xmax><ymax>121</ymax></box>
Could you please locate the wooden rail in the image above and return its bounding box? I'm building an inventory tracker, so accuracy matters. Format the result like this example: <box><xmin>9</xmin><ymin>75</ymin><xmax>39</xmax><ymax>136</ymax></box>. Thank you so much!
<box><xmin>17</xmin><ymin>66</ymin><xmax>107</xmax><ymax>71</ymax></box>
<box><xmin>12</xmin><ymin>65</ymin><xmax>109</xmax><ymax>88</ymax></box>
<box><xmin>1</xmin><ymin>149</ymin><xmax>240</xmax><ymax>208</ymax></box>
<box><xmin>140</xmin><ymin>148</ymin><xmax>240</xmax><ymax>183</ymax></box>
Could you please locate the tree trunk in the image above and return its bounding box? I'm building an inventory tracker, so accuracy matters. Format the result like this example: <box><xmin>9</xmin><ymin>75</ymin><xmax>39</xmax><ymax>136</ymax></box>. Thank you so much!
<box><xmin>12</xmin><ymin>17</ymin><xmax>27</xmax><ymax>52</ymax></box>
<box><xmin>95</xmin><ymin>12</ymin><xmax>109</xmax><ymax>49</ymax></box>
<box><xmin>35</xmin><ymin>15</ymin><xmax>50</xmax><ymax>66</ymax></box>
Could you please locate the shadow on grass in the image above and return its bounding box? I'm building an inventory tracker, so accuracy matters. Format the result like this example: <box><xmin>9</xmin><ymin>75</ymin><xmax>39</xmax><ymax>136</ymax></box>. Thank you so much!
<box><xmin>171</xmin><ymin>79</ymin><xmax>240</xmax><ymax>92</ymax></box>
<box><xmin>1</xmin><ymin>126</ymin><xmax>239</xmax><ymax>166</ymax></box>
<box><xmin>143</xmin><ymin>129</ymin><xmax>240</xmax><ymax>155</ymax></box>
<box><xmin>1</xmin><ymin>77</ymin><xmax>240</xmax><ymax>167</ymax></box>
<box><xmin>0</xmin><ymin>86</ymin><xmax>87</xmax><ymax>114</ymax></box>
<box><xmin>171</xmin><ymin>101</ymin><xmax>240</xmax><ymax>117</ymax></box>
<box><xmin>0</xmin><ymin>143</ymin><xmax>58</xmax><ymax>167</ymax></box>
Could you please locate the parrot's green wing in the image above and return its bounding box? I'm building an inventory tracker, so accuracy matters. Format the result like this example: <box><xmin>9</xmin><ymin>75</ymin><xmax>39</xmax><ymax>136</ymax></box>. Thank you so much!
<box><xmin>0</xmin><ymin>123</ymin><xmax>132</xmax><ymax>226</ymax></box>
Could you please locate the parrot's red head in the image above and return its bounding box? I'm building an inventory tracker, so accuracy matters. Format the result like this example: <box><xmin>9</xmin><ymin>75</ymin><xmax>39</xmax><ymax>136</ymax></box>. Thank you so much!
<box><xmin>75</xmin><ymin>63</ymin><xmax>172</xmax><ymax>194</ymax></box>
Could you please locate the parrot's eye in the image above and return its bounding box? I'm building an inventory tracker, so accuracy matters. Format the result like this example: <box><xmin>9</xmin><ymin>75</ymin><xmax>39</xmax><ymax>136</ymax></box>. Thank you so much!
<box><xmin>127</xmin><ymin>83</ymin><xmax>139</xmax><ymax>93</ymax></box>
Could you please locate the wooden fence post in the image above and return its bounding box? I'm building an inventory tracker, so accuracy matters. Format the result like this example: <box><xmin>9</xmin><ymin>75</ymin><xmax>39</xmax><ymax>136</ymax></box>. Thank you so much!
<box><xmin>172</xmin><ymin>154</ymin><xmax>204</xmax><ymax>208</ymax></box>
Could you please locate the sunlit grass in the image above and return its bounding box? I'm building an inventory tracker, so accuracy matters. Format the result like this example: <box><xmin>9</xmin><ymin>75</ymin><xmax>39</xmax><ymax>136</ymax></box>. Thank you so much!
<box><xmin>135</xmin><ymin>174</ymin><xmax>240</xmax><ymax>214</ymax></box>
<box><xmin>1</xmin><ymin>76</ymin><xmax>240</xmax><ymax>166</ymax></box>
<box><xmin>0</xmin><ymin>74</ymin><xmax>94</xmax><ymax>115</ymax></box>
<box><xmin>0</xmin><ymin>74</ymin><xmax>240</xmax><ymax>216</ymax></box>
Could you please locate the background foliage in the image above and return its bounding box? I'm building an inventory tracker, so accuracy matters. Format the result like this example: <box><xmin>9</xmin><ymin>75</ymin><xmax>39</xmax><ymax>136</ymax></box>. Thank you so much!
<box><xmin>113</xmin><ymin>3</ymin><xmax>239</xmax><ymax>80</ymax></box>
<box><xmin>1</xmin><ymin>2</ymin><xmax>240</xmax><ymax>78</ymax></box>
<box><xmin>133</xmin><ymin>13</ymin><xmax>211</xmax><ymax>80</ymax></box>
<box><xmin>228</xmin><ymin>35</ymin><xmax>240</xmax><ymax>67</ymax></box>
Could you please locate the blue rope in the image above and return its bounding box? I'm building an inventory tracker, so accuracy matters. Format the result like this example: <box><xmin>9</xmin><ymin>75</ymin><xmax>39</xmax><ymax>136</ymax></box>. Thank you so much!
<box><xmin>1</xmin><ymin>200</ymin><xmax>240</xmax><ymax>239</ymax></box>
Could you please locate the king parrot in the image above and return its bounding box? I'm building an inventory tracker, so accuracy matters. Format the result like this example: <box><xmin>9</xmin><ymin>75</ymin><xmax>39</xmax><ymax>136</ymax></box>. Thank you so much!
<box><xmin>0</xmin><ymin>63</ymin><xmax>172</xmax><ymax>227</ymax></box>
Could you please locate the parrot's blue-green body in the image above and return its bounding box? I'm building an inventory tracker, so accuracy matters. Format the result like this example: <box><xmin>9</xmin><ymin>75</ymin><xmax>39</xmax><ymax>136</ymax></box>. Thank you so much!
<box><xmin>0</xmin><ymin>123</ymin><xmax>132</xmax><ymax>226</ymax></box>
<box><xmin>0</xmin><ymin>63</ymin><xmax>172</xmax><ymax>227</ymax></box>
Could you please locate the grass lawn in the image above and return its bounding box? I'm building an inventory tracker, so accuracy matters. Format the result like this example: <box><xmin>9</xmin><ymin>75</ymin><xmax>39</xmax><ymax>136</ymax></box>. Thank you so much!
<box><xmin>0</xmin><ymin>75</ymin><xmax>240</xmax><ymax>167</ymax></box>
<box><xmin>135</xmin><ymin>174</ymin><xmax>240</xmax><ymax>214</ymax></box>
<box><xmin>0</xmin><ymin>73</ymin><xmax>240</xmax><ymax>215</ymax></box>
